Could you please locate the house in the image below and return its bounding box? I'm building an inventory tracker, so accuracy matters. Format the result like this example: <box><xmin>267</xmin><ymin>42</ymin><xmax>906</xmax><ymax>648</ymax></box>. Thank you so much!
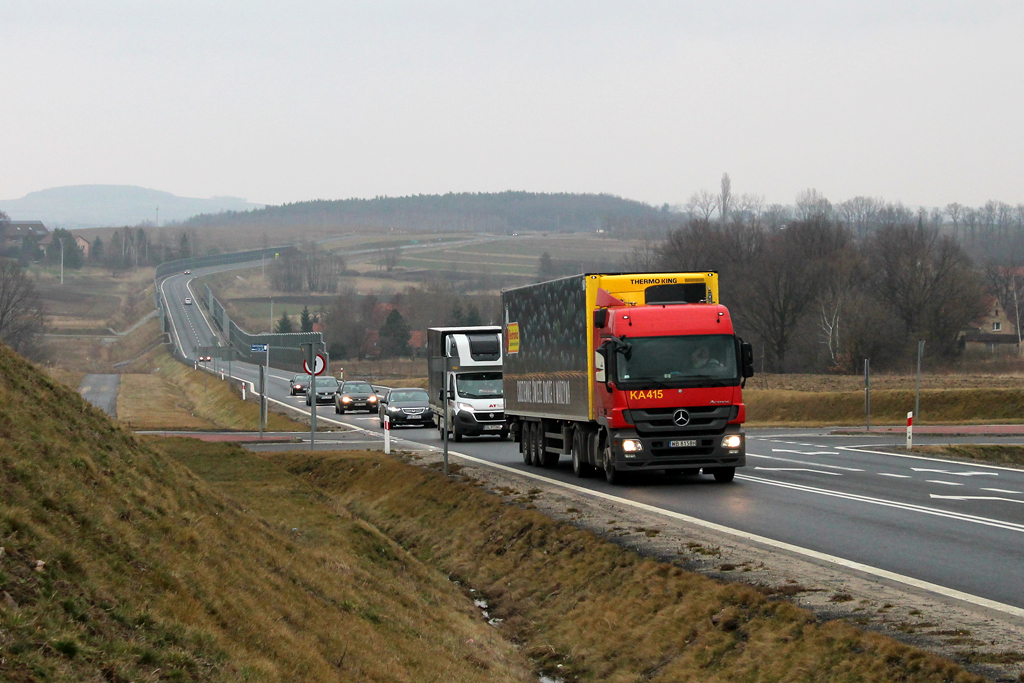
<box><xmin>960</xmin><ymin>295</ymin><xmax>1020</xmax><ymax>354</ymax></box>
<box><xmin>74</xmin><ymin>235</ymin><xmax>90</xmax><ymax>259</ymax></box>
<box><xmin>2</xmin><ymin>220</ymin><xmax>48</xmax><ymax>247</ymax></box>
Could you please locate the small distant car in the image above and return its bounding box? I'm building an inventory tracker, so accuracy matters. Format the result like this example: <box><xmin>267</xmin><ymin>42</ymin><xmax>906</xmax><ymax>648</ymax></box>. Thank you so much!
<box><xmin>199</xmin><ymin>355</ymin><xmax>212</xmax><ymax>362</ymax></box>
<box><xmin>184</xmin><ymin>297</ymin><xmax>193</xmax><ymax>305</ymax></box>
<box><xmin>378</xmin><ymin>387</ymin><xmax>434</xmax><ymax>428</ymax></box>
<box><xmin>290</xmin><ymin>374</ymin><xmax>309</xmax><ymax>396</ymax></box>
<box><xmin>334</xmin><ymin>380</ymin><xmax>378</xmax><ymax>414</ymax></box>
<box><xmin>305</xmin><ymin>376</ymin><xmax>340</xmax><ymax>406</ymax></box>
<box><xmin>184</xmin><ymin>270</ymin><xmax>191</xmax><ymax>274</ymax></box>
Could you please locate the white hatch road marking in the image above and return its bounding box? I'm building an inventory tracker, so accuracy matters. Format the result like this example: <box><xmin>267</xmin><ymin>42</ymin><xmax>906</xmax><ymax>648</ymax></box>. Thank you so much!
<box><xmin>427</xmin><ymin>451</ymin><xmax>1024</xmax><ymax>620</ymax></box>
<box><xmin>912</xmin><ymin>468</ymin><xmax>999</xmax><ymax>477</ymax></box>
<box><xmin>736</xmin><ymin>474</ymin><xmax>1024</xmax><ymax>535</ymax></box>
<box><xmin>750</xmin><ymin>453</ymin><xmax>863</xmax><ymax>472</ymax></box>
<box><xmin>772</xmin><ymin>449</ymin><xmax>840</xmax><ymax>456</ymax></box>
<box><xmin>878</xmin><ymin>473</ymin><xmax>911</xmax><ymax>478</ymax></box>
<box><xmin>931</xmin><ymin>495</ymin><xmax>1024</xmax><ymax>504</ymax></box>
<box><xmin>983</xmin><ymin>488</ymin><xmax>1024</xmax><ymax>495</ymax></box>
<box><xmin>926</xmin><ymin>480</ymin><xmax>964</xmax><ymax>486</ymax></box>
<box><xmin>755</xmin><ymin>467</ymin><xmax>841</xmax><ymax>476</ymax></box>
<box><xmin>835</xmin><ymin>445</ymin><xmax>1024</xmax><ymax>474</ymax></box>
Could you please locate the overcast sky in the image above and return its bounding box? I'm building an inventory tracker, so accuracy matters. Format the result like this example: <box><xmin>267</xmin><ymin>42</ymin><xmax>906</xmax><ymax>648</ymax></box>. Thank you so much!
<box><xmin>2</xmin><ymin>1</ymin><xmax>1022</xmax><ymax>209</ymax></box>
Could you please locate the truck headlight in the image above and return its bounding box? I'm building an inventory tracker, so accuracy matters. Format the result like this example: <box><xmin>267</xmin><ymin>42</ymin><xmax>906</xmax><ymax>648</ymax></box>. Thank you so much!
<box><xmin>621</xmin><ymin>439</ymin><xmax>643</xmax><ymax>453</ymax></box>
<box><xmin>457</xmin><ymin>402</ymin><xmax>474</xmax><ymax>413</ymax></box>
<box><xmin>722</xmin><ymin>435</ymin><xmax>742</xmax><ymax>449</ymax></box>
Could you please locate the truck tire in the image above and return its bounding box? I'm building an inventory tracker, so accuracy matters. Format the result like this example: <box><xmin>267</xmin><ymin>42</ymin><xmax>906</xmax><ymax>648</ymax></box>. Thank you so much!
<box><xmin>710</xmin><ymin>467</ymin><xmax>736</xmax><ymax>483</ymax></box>
<box><xmin>603</xmin><ymin>446</ymin><xmax>619</xmax><ymax>485</ymax></box>
<box><xmin>571</xmin><ymin>430</ymin><xmax>594</xmax><ymax>478</ymax></box>
<box><xmin>530</xmin><ymin>422</ymin><xmax>544</xmax><ymax>467</ymax></box>
<box><xmin>521</xmin><ymin>423</ymin><xmax>532</xmax><ymax>465</ymax></box>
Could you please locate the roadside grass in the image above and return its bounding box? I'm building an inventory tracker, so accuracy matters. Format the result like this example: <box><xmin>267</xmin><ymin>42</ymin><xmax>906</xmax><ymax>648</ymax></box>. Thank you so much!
<box><xmin>0</xmin><ymin>343</ymin><xmax>530</xmax><ymax>682</ymax></box>
<box><xmin>746</xmin><ymin>388</ymin><xmax>1024</xmax><ymax>426</ymax></box>
<box><xmin>117</xmin><ymin>348</ymin><xmax>306</xmax><ymax>432</ymax></box>
<box><xmin>263</xmin><ymin>447</ymin><xmax>982</xmax><ymax>683</ymax></box>
<box><xmin>31</xmin><ymin>265</ymin><xmax>156</xmax><ymax>333</ymax></box>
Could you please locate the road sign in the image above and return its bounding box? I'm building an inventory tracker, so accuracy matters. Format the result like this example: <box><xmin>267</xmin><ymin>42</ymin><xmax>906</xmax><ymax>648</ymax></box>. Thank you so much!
<box><xmin>303</xmin><ymin>353</ymin><xmax>326</xmax><ymax>376</ymax></box>
<box><xmin>251</xmin><ymin>343</ymin><xmax>268</xmax><ymax>353</ymax></box>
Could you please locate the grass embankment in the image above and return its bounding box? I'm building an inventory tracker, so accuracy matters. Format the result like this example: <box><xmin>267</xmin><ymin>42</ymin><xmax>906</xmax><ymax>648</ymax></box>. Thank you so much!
<box><xmin>746</xmin><ymin>388</ymin><xmax>1024</xmax><ymax>426</ymax></box>
<box><xmin>117</xmin><ymin>348</ymin><xmax>306</xmax><ymax>431</ymax></box>
<box><xmin>0</xmin><ymin>344</ymin><xmax>531</xmax><ymax>682</ymax></box>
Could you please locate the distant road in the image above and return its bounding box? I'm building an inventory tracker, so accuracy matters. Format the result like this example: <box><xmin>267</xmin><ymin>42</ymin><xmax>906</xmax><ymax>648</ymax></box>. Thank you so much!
<box><xmin>79</xmin><ymin>374</ymin><xmax>120</xmax><ymax>417</ymax></box>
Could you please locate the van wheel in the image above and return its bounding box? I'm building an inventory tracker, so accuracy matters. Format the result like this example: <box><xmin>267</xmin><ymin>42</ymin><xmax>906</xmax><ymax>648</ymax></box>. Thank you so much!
<box><xmin>453</xmin><ymin>421</ymin><xmax>463</xmax><ymax>442</ymax></box>
<box><xmin>711</xmin><ymin>467</ymin><xmax>736</xmax><ymax>483</ymax></box>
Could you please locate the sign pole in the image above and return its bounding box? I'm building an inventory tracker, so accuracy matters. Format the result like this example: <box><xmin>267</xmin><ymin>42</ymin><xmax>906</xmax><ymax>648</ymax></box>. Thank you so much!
<box><xmin>915</xmin><ymin>339</ymin><xmax>925</xmax><ymax>425</ymax></box>
<box><xmin>258</xmin><ymin>364</ymin><xmax>265</xmax><ymax>440</ymax></box>
<box><xmin>864</xmin><ymin>358</ymin><xmax>870</xmax><ymax>432</ymax></box>
<box><xmin>265</xmin><ymin>344</ymin><xmax>271</xmax><ymax>430</ymax></box>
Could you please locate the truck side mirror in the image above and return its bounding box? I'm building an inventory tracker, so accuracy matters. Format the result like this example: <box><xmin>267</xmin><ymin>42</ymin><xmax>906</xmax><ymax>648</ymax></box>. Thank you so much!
<box><xmin>593</xmin><ymin>309</ymin><xmax>608</xmax><ymax>328</ymax></box>
<box><xmin>741</xmin><ymin>342</ymin><xmax>754</xmax><ymax>378</ymax></box>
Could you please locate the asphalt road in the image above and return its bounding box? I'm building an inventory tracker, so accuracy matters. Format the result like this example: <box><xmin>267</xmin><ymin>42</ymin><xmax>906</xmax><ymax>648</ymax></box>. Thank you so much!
<box><xmin>79</xmin><ymin>374</ymin><xmax>120</xmax><ymax>417</ymax></box>
<box><xmin>158</xmin><ymin>255</ymin><xmax>1024</xmax><ymax>621</ymax></box>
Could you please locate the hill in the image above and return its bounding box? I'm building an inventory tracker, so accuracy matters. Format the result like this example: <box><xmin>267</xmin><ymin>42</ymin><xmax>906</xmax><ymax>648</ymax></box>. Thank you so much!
<box><xmin>0</xmin><ymin>185</ymin><xmax>263</xmax><ymax>229</ymax></box>
<box><xmin>182</xmin><ymin>191</ymin><xmax>669</xmax><ymax>234</ymax></box>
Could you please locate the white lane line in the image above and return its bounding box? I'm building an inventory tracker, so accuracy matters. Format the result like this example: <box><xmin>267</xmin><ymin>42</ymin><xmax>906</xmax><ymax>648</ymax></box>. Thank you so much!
<box><xmin>912</xmin><ymin>468</ymin><xmax>999</xmax><ymax>477</ymax></box>
<box><xmin>926</xmin><ymin>480</ymin><xmax>964</xmax><ymax>486</ymax></box>
<box><xmin>772</xmin><ymin>449</ymin><xmax>840</xmax><ymax>456</ymax></box>
<box><xmin>878</xmin><ymin>473</ymin><xmax>911</xmax><ymax>478</ymax></box>
<box><xmin>983</xmin><ymin>488</ymin><xmax>1024</xmax><ymax>495</ymax></box>
<box><xmin>931</xmin><ymin>495</ymin><xmax>1024</xmax><ymax>504</ymax></box>
<box><xmin>835</xmin><ymin>445</ymin><xmax>1024</xmax><ymax>474</ymax></box>
<box><xmin>429</xmin><ymin>451</ymin><xmax>1024</xmax><ymax>620</ymax></box>
<box><xmin>751</xmin><ymin>453</ymin><xmax>863</xmax><ymax>472</ymax></box>
<box><xmin>735</xmin><ymin>474</ymin><xmax>1024</xmax><ymax>534</ymax></box>
<box><xmin>755</xmin><ymin>467</ymin><xmax>841</xmax><ymax>476</ymax></box>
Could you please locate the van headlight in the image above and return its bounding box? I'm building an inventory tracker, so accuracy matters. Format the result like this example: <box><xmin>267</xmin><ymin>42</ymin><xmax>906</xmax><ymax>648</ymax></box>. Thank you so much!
<box><xmin>457</xmin><ymin>402</ymin><xmax>474</xmax><ymax>413</ymax></box>
<box><xmin>722</xmin><ymin>434</ymin><xmax>742</xmax><ymax>449</ymax></box>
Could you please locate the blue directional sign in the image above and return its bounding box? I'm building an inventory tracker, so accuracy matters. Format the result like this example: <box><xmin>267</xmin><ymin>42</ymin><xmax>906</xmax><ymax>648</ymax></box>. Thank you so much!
<box><xmin>251</xmin><ymin>343</ymin><xmax>268</xmax><ymax>353</ymax></box>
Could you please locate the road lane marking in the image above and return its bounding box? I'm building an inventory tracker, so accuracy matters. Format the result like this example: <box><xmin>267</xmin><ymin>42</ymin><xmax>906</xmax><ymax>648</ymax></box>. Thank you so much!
<box><xmin>878</xmin><ymin>473</ymin><xmax>911</xmax><ymax>478</ymax></box>
<box><xmin>912</xmin><ymin>468</ymin><xmax>999</xmax><ymax>477</ymax></box>
<box><xmin>983</xmin><ymin>488</ymin><xmax>1024</xmax><ymax>495</ymax></box>
<box><xmin>755</xmin><ymin>467</ymin><xmax>841</xmax><ymax>476</ymax></box>
<box><xmin>750</xmin><ymin>453</ymin><xmax>863</xmax><ymax>471</ymax></box>
<box><xmin>931</xmin><ymin>495</ymin><xmax>1024</xmax><ymax>504</ymax></box>
<box><xmin>772</xmin><ymin>449</ymin><xmax>840</xmax><ymax>456</ymax></box>
<box><xmin>925</xmin><ymin>480</ymin><xmax>964</xmax><ymax>486</ymax></box>
<box><xmin>835</xmin><ymin>445</ymin><xmax>1024</xmax><ymax>474</ymax></box>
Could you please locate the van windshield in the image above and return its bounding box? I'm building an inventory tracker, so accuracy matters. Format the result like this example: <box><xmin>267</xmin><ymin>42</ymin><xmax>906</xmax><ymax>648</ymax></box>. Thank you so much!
<box><xmin>617</xmin><ymin>334</ymin><xmax>738</xmax><ymax>386</ymax></box>
<box><xmin>455</xmin><ymin>372</ymin><xmax>503</xmax><ymax>399</ymax></box>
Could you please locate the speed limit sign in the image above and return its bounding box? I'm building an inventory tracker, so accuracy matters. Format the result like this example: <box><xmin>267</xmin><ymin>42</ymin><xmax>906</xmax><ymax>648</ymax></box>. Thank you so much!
<box><xmin>303</xmin><ymin>353</ymin><xmax>326</xmax><ymax>376</ymax></box>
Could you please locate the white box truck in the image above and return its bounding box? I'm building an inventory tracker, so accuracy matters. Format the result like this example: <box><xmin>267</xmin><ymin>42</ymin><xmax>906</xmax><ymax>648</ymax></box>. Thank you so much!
<box><xmin>427</xmin><ymin>326</ymin><xmax>508</xmax><ymax>441</ymax></box>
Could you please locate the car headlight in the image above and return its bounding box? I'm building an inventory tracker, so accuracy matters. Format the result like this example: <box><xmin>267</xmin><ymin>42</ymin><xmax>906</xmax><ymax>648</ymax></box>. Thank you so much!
<box><xmin>457</xmin><ymin>402</ymin><xmax>474</xmax><ymax>413</ymax></box>
<box><xmin>341</xmin><ymin>396</ymin><xmax>352</xmax><ymax>403</ymax></box>
<box><xmin>368</xmin><ymin>395</ymin><xmax>377</xmax><ymax>402</ymax></box>
<box><xmin>722</xmin><ymin>434</ymin><xmax>742</xmax><ymax>449</ymax></box>
<box><xmin>621</xmin><ymin>439</ymin><xmax>643</xmax><ymax>453</ymax></box>
<box><xmin>387</xmin><ymin>405</ymin><xmax>401</xmax><ymax>413</ymax></box>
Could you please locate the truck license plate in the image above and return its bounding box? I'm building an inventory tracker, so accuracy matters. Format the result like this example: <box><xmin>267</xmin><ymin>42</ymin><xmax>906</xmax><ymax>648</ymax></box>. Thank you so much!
<box><xmin>483</xmin><ymin>424</ymin><xmax>503</xmax><ymax>431</ymax></box>
<box><xmin>670</xmin><ymin>439</ymin><xmax>697</xmax><ymax>448</ymax></box>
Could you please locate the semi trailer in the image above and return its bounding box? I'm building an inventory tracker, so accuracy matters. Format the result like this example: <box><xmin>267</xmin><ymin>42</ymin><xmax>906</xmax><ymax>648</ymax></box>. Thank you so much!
<box><xmin>427</xmin><ymin>326</ymin><xmax>508</xmax><ymax>441</ymax></box>
<box><xmin>502</xmin><ymin>272</ymin><xmax>753</xmax><ymax>484</ymax></box>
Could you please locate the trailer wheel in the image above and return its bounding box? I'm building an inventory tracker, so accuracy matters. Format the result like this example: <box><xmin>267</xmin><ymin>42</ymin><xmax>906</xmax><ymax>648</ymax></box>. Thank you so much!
<box><xmin>521</xmin><ymin>423</ymin><xmax>532</xmax><ymax>464</ymax></box>
<box><xmin>710</xmin><ymin>467</ymin><xmax>736</xmax><ymax>483</ymax></box>
<box><xmin>531</xmin><ymin>422</ymin><xmax>544</xmax><ymax>467</ymax></box>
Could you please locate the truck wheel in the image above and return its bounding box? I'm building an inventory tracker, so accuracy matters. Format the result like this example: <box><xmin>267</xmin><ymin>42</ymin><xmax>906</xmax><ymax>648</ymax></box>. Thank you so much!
<box><xmin>571</xmin><ymin>431</ymin><xmax>593</xmax><ymax>478</ymax></box>
<box><xmin>533</xmin><ymin>423</ymin><xmax>547</xmax><ymax>467</ymax></box>
<box><xmin>710</xmin><ymin>467</ymin><xmax>736</xmax><ymax>483</ymax></box>
<box><xmin>521</xmin><ymin>423</ymin><xmax>532</xmax><ymax>465</ymax></box>
<box><xmin>603</xmin><ymin>447</ymin><xmax>619</xmax><ymax>485</ymax></box>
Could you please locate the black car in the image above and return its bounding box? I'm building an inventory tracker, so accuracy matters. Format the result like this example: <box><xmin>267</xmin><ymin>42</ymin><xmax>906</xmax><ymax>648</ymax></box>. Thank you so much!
<box><xmin>334</xmin><ymin>380</ymin><xmax>378</xmax><ymax>414</ymax></box>
<box><xmin>378</xmin><ymin>387</ymin><xmax>434</xmax><ymax>428</ymax></box>
<box><xmin>306</xmin><ymin>376</ymin><xmax>340</xmax><ymax>406</ymax></box>
<box><xmin>290</xmin><ymin>374</ymin><xmax>309</xmax><ymax>396</ymax></box>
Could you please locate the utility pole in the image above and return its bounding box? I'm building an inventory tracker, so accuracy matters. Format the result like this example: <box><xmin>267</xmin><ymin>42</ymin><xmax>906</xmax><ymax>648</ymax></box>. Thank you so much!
<box><xmin>57</xmin><ymin>237</ymin><xmax>66</xmax><ymax>285</ymax></box>
<box><xmin>915</xmin><ymin>340</ymin><xmax>925</xmax><ymax>423</ymax></box>
<box><xmin>270</xmin><ymin>297</ymin><xmax>274</xmax><ymax>333</ymax></box>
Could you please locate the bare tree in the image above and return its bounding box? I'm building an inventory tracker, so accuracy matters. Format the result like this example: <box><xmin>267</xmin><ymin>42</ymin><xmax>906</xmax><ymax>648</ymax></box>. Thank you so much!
<box><xmin>945</xmin><ymin>202</ymin><xmax>964</xmax><ymax>239</ymax></box>
<box><xmin>0</xmin><ymin>258</ymin><xmax>46</xmax><ymax>357</ymax></box>
<box><xmin>686</xmin><ymin>189</ymin><xmax>718</xmax><ymax>222</ymax></box>
<box><xmin>795</xmin><ymin>189</ymin><xmax>831</xmax><ymax>221</ymax></box>
<box><xmin>719</xmin><ymin>173</ymin><xmax>732</xmax><ymax>224</ymax></box>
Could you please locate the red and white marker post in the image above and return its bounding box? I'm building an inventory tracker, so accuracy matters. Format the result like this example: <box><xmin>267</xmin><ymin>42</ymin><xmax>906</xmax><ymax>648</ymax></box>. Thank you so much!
<box><xmin>384</xmin><ymin>413</ymin><xmax>391</xmax><ymax>454</ymax></box>
<box><xmin>906</xmin><ymin>411</ymin><xmax>913</xmax><ymax>451</ymax></box>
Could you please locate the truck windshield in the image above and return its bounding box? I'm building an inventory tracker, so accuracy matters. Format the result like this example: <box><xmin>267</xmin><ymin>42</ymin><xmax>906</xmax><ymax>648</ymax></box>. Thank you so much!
<box><xmin>456</xmin><ymin>372</ymin><xmax>503</xmax><ymax>399</ymax></box>
<box><xmin>617</xmin><ymin>334</ymin><xmax>738</xmax><ymax>385</ymax></box>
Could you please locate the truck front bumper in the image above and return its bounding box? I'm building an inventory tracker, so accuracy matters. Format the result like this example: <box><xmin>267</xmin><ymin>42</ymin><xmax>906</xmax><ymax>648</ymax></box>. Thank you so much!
<box><xmin>610</xmin><ymin>426</ymin><xmax>745</xmax><ymax>472</ymax></box>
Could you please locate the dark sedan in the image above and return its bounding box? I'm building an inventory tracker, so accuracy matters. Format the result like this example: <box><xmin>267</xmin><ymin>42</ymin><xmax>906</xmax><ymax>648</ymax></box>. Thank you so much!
<box><xmin>306</xmin><ymin>377</ymin><xmax>340</xmax><ymax>406</ymax></box>
<box><xmin>378</xmin><ymin>387</ymin><xmax>434</xmax><ymax>428</ymax></box>
<box><xmin>290</xmin><ymin>374</ymin><xmax>309</xmax><ymax>396</ymax></box>
<box><xmin>334</xmin><ymin>380</ymin><xmax>378</xmax><ymax>414</ymax></box>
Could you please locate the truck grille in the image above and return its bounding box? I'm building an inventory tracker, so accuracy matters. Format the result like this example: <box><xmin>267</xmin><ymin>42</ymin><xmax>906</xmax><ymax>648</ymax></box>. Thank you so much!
<box><xmin>626</xmin><ymin>406</ymin><xmax>732</xmax><ymax>436</ymax></box>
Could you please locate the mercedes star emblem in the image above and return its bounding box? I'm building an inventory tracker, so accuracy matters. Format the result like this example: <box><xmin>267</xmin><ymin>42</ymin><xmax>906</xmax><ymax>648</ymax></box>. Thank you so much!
<box><xmin>672</xmin><ymin>409</ymin><xmax>690</xmax><ymax>427</ymax></box>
